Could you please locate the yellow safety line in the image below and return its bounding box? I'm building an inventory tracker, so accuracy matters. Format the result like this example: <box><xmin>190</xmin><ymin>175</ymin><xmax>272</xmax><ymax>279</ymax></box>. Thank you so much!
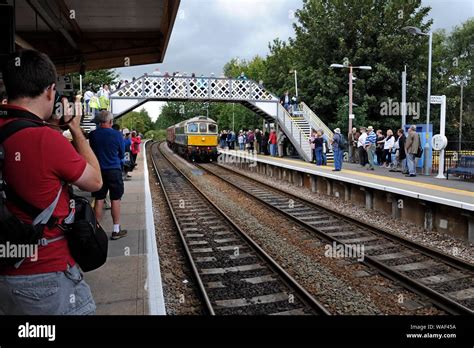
<box><xmin>225</xmin><ymin>151</ymin><xmax>473</xmax><ymax>198</ymax></box>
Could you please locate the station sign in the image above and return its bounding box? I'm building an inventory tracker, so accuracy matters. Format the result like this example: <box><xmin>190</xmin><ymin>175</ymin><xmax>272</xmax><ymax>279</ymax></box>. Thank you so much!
<box><xmin>430</xmin><ymin>95</ymin><xmax>444</xmax><ymax>104</ymax></box>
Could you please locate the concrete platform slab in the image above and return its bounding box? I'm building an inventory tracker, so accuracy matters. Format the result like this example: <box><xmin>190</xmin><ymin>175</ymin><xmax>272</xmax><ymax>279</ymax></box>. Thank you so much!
<box><xmin>83</xmin><ymin>142</ymin><xmax>165</xmax><ymax>315</ymax></box>
<box><xmin>219</xmin><ymin>149</ymin><xmax>474</xmax><ymax>210</ymax></box>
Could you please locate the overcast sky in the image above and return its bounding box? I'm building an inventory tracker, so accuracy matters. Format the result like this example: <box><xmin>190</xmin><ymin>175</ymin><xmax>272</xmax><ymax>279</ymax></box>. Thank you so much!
<box><xmin>115</xmin><ymin>0</ymin><xmax>473</xmax><ymax>120</ymax></box>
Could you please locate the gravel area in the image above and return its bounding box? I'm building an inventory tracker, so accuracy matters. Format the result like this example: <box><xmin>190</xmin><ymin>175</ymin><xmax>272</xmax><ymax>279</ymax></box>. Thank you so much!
<box><xmin>147</xmin><ymin>142</ymin><xmax>205</xmax><ymax>315</ymax></box>
<box><xmin>163</xmin><ymin>144</ymin><xmax>442</xmax><ymax>315</ymax></box>
<box><xmin>220</xmin><ymin>163</ymin><xmax>474</xmax><ymax>264</ymax></box>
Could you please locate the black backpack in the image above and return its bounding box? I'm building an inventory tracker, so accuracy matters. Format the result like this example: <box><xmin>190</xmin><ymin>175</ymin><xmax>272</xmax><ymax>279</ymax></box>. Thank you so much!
<box><xmin>0</xmin><ymin>117</ymin><xmax>108</xmax><ymax>272</ymax></box>
<box><xmin>338</xmin><ymin>134</ymin><xmax>348</xmax><ymax>151</ymax></box>
<box><xmin>0</xmin><ymin>119</ymin><xmax>54</xmax><ymax>267</ymax></box>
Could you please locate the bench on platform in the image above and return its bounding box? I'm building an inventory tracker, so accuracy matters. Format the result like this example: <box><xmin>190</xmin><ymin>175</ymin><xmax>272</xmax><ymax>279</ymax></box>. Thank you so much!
<box><xmin>447</xmin><ymin>155</ymin><xmax>474</xmax><ymax>180</ymax></box>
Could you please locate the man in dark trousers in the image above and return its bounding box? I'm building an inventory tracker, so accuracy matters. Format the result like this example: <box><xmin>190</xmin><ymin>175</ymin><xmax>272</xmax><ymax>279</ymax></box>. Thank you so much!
<box><xmin>392</xmin><ymin>129</ymin><xmax>407</xmax><ymax>173</ymax></box>
<box><xmin>89</xmin><ymin>111</ymin><xmax>127</xmax><ymax>240</ymax></box>
<box><xmin>404</xmin><ymin>125</ymin><xmax>419</xmax><ymax>177</ymax></box>
<box><xmin>280</xmin><ymin>91</ymin><xmax>291</xmax><ymax>112</ymax></box>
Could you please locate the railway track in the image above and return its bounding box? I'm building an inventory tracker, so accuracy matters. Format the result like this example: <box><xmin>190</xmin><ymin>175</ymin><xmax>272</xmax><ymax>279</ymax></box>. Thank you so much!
<box><xmin>196</xmin><ymin>161</ymin><xmax>474</xmax><ymax>315</ymax></box>
<box><xmin>150</xmin><ymin>142</ymin><xmax>330</xmax><ymax>315</ymax></box>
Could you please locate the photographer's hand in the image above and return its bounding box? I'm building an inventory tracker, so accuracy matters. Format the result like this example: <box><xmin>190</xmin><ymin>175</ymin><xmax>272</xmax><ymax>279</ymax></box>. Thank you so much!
<box><xmin>62</xmin><ymin>98</ymin><xmax>82</xmax><ymax>132</ymax></box>
<box><xmin>66</xmin><ymin>99</ymin><xmax>101</xmax><ymax>181</ymax></box>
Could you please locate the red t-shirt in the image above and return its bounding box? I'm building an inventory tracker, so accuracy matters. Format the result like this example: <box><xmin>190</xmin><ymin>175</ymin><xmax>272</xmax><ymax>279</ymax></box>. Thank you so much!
<box><xmin>269</xmin><ymin>133</ymin><xmax>277</xmax><ymax>145</ymax></box>
<box><xmin>131</xmin><ymin>136</ymin><xmax>141</xmax><ymax>155</ymax></box>
<box><xmin>0</xmin><ymin>105</ymin><xmax>87</xmax><ymax>275</ymax></box>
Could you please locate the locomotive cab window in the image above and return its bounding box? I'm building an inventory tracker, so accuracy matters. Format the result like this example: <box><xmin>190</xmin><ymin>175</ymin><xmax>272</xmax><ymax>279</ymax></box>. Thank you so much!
<box><xmin>208</xmin><ymin>124</ymin><xmax>217</xmax><ymax>134</ymax></box>
<box><xmin>199</xmin><ymin>123</ymin><xmax>207</xmax><ymax>133</ymax></box>
<box><xmin>188</xmin><ymin>123</ymin><xmax>198</xmax><ymax>133</ymax></box>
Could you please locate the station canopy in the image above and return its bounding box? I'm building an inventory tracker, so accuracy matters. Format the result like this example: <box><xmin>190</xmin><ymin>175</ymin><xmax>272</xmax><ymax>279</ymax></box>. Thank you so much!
<box><xmin>14</xmin><ymin>0</ymin><xmax>180</xmax><ymax>74</ymax></box>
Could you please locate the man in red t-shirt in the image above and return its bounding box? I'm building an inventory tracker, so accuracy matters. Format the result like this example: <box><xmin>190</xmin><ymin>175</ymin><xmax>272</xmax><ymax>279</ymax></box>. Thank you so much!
<box><xmin>0</xmin><ymin>50</ymin><xmax>102</xmax><ymax>315</ymax></box>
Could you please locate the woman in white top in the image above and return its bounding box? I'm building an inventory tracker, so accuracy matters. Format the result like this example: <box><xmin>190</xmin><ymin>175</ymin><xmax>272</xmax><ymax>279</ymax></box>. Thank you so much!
<box><xmin>383</xmin><ymin>129</ymin><xmax>395</xmax><ymax>168</ymax></box>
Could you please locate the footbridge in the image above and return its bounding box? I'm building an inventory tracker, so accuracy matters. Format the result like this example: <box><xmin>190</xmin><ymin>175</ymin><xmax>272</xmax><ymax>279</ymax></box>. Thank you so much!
<box><xmin>108</xmin><ymin>75</ymin><xmax>333</xmax><ymax>162</ymax></box>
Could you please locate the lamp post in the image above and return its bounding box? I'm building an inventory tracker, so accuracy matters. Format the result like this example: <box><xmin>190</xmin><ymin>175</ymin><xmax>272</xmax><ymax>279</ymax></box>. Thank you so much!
<box><xmin>403</xmin><ymin>26</ymin><xmax>432</xmax><ymax>176</ymax></box>
<box><xmin>458</xmin><ymin>70</ymin><xmax>471</xmax><ymax>152</ymax></box>
<box><xmin>232</xmin><ymin>102</ymin><xmax>235</xmax><ymax>133</ymax></box>
<box><xmin>330</xmin><ymin>63</ymin><xmax>372</xmax><ymax>160</ymax></box>
<box><xmin>290</xmin><ymin>70</ymin><xmax>298</xmax><ymax>98</ymax></box>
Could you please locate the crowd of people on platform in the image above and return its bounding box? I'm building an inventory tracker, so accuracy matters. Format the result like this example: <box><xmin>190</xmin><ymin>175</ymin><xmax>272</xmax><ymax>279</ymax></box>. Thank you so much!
<box><xmin>348</xmin><ymin>125</ymin><xmax>421</xmax><ymax>177</ymax></box>
<box><xmin>219</xmin><ymin>128</ymin><xmax>288</xmax><ymax>157</ymax></box>
<box><xmin>220</xmin><ymin>121</ymin><xmax>422</xmax><ymax>177</ymax></box>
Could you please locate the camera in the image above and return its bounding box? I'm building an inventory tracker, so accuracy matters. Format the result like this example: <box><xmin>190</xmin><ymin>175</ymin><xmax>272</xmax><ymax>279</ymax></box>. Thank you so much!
<box><xmin>52</xmin><ymin>92</ymin><xmax>73</xmax><ymax>120</ymax></box>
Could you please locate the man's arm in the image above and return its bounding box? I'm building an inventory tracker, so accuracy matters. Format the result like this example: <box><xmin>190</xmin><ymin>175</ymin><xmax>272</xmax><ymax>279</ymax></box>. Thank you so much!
<box><xmin>64</xmin><ymin>100</ymin><xmax>102</xmax><ymax>192</ymax></box>
<box><xmin>118</xmin><ymin>134</ymin><xmax>125</xmax><ymax>160</ymax></box>
<box><xmin>405</xmin><ymin>134</ymin><xmax>413</xmax><ymax>151</ymax></box>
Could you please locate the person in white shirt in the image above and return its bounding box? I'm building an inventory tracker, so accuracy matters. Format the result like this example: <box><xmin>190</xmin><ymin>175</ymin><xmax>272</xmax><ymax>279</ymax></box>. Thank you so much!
<box><xmin>357</xmin><ymin>127</ymin><xmax>368</xmax><ymax>167</ymax></box>
<box><xmin>383</xmin><ymin>129</ymin><xmax>395</xmax><ymax>168</ymax></box>
<box><xmin>83</xmin><ymin>86</ymin><xmax>94</xmax><ymax>115</ymax></box>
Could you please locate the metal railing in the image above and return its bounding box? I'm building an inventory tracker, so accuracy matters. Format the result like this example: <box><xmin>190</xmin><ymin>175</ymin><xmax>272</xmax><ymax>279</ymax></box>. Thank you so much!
<box><xmin>277</xmin><ymin>103</ymin><xmax>312</xmax><ymax>161</ymax></box>
<box><xmin>300</xmin><ymin>102</ymin><xmax>334</xmax><ymax>139</ymax></box>
<box><xmin>110</xmin><ymin>75</ymin><xmax>278</xmax><ymax>102</ymax></box>
<box><xmin>110</xmin><ymin>75</ymin><xmax>334</xmax><ymax>163</ymax></box>
<box><xmin>432</xmin><ymin>150</ymin><xmax>474</xmax><ymax>172</ymax></box>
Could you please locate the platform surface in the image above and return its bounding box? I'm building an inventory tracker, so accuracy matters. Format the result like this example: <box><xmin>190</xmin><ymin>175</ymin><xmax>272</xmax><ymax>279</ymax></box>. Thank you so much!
<box><xmin>79</xmin><ymin>143</ymin><xmax>165</xmax><ymax>315</ymax></box>
<box><xmin>218</xmin><ymin>149</ymin><xmax>474</xmax><ymax>211</ymax></box>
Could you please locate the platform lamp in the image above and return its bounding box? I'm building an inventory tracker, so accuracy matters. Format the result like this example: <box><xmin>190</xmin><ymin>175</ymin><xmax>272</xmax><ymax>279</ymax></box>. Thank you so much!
<box><xmin>403</xmin><ymin>26</ymin><xmax>433</xmax><ymax>176</ymax></box>
<box><xmin>330</xmin><ymin>63</ymin><xmax>372</xmax><ymax>161</ymax></box>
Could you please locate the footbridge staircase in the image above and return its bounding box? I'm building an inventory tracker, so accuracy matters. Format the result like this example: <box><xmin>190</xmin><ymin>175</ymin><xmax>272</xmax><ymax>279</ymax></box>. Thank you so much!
<box><xmin>107</xmin><ymin>75</ymin><xmax>333</xmax><ymax>162</ymax></box>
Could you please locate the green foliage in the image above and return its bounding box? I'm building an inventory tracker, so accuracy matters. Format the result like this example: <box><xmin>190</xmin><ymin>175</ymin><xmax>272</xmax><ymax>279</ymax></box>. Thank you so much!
<box><xmin>290</xmin><ymin>0</ymin><xmax>433</xmax><ymax>130</ymax></box>
<box><xmin>432</xmin><ymin>19</ymin><xmax>473</xmax><ymax>145</ymax></box>
<box><xmin>223</xmin><ymin>56</ymin><xmax>267</xmax><ymax>81</ymax></box>
<box><xmin>155</xmin><ymin>102</ymin><xmax>204</xmax><ymax>130</ymax></box>
<box><xmin>117</xmin><ymin>108</ymin><xmax>153</xmax><ymax>134</ymax></box>
<box><xmin>155</xmin><ymin>102</ymin><xmax>261</xmax><ymax>132</ymax></box>
<box><xmin>145</xmin><ymin>130</ymin><xmax>167</xmax><ymax>141</ymax></box>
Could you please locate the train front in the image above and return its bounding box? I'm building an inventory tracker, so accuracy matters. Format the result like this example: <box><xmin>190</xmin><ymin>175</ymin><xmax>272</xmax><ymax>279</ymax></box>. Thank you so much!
<box><xmin>186</xmin><ymin>119</ymin><xmax>219</xmax><ymax>161</ymax></box>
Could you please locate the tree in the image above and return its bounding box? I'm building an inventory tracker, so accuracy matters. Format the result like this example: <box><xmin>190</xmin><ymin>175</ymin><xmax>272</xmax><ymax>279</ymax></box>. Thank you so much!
<box><xmin>290</xmin><ymin>0</ymin><xmax>433</xmax><ymax>131</ymax></box>
<box><xmin>263</xmin><ymin>39</ymin><xmax>296</xmax><ymax>97</ymax></box>
<box><xmin>155</xmin><ymin>101</ymin><xmax>261</xmax><ymax>133</ymax></box>
<box><xmin>155</xmin><ymin>102</ymin><xmax>206</xmax><ymax>130</ymax></box>
<box><xmin>117</xmin><ymin>108</ymin><xmax>153</xmax><ymax>134</ymax></box>
<box><xmin>223</xmin><ymin>56</ymin><xmax>266</xmax><ymax>81</ymax></box>
<box><xmin>432</xmin><ymin>19</ymin><xmax>474</xmax><ymax>147</ymax></box>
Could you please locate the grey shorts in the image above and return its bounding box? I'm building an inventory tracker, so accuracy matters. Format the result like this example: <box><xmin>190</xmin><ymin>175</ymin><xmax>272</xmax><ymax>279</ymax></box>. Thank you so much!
<box><xmin>0</xmin><ymin>264</ymin><xmax>96</xmax><ymax>315</ymax></box>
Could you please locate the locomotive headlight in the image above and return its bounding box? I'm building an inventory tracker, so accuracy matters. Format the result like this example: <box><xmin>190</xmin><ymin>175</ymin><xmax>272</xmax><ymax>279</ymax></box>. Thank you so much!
<box><xmin>202</xmin><ymin>137</ymin><xmax>205</xmax><ymax>142</ymax></box>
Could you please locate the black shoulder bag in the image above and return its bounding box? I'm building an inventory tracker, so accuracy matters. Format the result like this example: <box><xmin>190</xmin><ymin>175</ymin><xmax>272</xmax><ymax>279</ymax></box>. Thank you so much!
<box><xmin>416</xmin><ymin>134</ymin><xmax>423</xmax><ymax>158</ymax></box>
<box><xmin>62</xmin><ymin>189</ymin><xmax>108</xmax><ymax>272</ymax></box>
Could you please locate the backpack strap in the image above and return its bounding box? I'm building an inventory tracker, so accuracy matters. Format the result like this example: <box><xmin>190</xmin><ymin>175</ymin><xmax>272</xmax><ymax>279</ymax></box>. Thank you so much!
<box><xmin>0</xmin><ymin>119</ymin><xmax>48</xmax><ymax>220</ymax></box>
<box><xmin>0</xmin><ymin>119</ymin><xmax>43</xmax><ymax>144</ymax></box>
